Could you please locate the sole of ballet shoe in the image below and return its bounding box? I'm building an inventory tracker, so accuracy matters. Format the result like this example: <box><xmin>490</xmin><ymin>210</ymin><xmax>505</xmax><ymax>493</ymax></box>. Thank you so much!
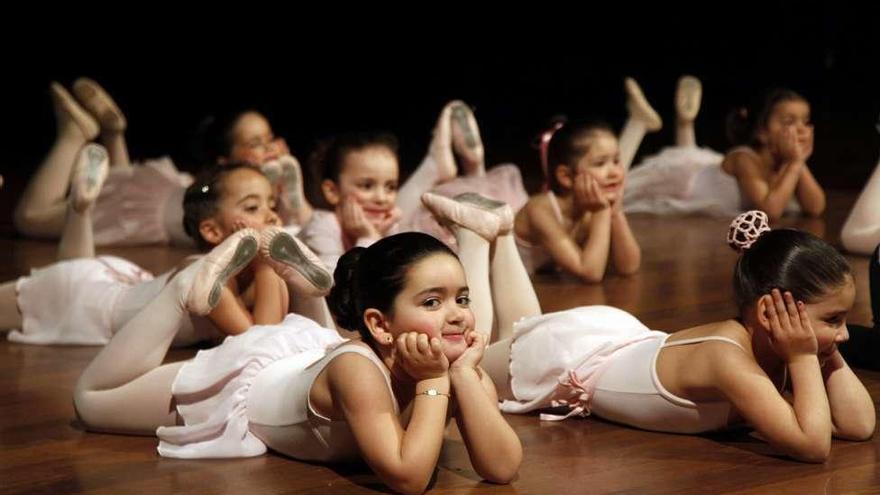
<box><xmin>421</xmin><ymin>192</ymin><xmax>500</xmax><ymax>240</ymax></box>
<box><xmin>71</xmin><ymin>144</ymin><xmax>109</xmax><ymax>212</ymax></box>
<box><xmin>268</xmin><ymin>232</ymin><xmax>333</xmax><ymax>293</ymax></box>
<box><xmin>454</xmin><ymin>192</ymin><xmax>505</xmax><ymax>210</ymax></box>
<box><xmin>453</xmin><ymin>192</ymin><xmax>513</xmax><ymax>233</ymax></box>
<box><xmin>190</xmin><ymin>233</ymin><xmax>259</xmax><ymax>314</ymax></box>
<box><xmin>451</xmin><ymin>103</ymin><xmax>480</xmax><ymax>149</ymax></box>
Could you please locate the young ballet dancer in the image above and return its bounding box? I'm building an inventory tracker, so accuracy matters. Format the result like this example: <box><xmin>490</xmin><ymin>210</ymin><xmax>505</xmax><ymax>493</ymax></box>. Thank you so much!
<box><xmin>1</xmin><ymin>163</ymin><xmax>330</xmax><ymax>345</ymax></box>
<box><xmin>13</xmin><ymin>78</ymin><xmax>311</xmax><ymax>248</ymax></box>
<box><xmin>423</xmin><ymin>193</ymin><xmax>873</xmax><ymax>463</ymax></box>
<box><xmin>512</xmin><ymin>78</ymin><xmax>652</xmax><ymax>281</ymax></box>
<box><xmin>298</xmin><ymin>100</ymin><xmax>527</xmax><ymax>270</ymax></box>
<box><xmin>624</xmin><ymin>77</ymin><xmax>826</xmax><ymax>220</ymax></box>
<box><xmin>72</xmin><ymin>231</ymin><xmax>521</xmax><ymax>494</ymax></box>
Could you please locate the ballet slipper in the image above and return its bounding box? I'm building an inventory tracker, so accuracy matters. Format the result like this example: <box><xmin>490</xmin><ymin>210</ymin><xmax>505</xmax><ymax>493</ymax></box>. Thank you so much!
<box><xmin>259</xmin><ymin>226</ymin><xmax>333</xmax><ymax>296</ymax></box>
<box><xmin>72</xmin><ymin>78</ymin><xmax>127</xmax><ymax>132</ymax></box>
<box><xmin>69</xmin><ymin>143</ymin><xmax>110</xmax><ymax>213</ymax></box>
<box><xmin>624</xmin><ymin>77</ymin><xmax>662</xmax><ymax>132</ymax></box>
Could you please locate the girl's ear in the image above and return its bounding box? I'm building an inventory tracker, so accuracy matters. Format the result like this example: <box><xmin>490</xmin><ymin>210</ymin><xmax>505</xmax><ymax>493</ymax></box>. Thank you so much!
<box><xmin>555</xmin><ymin>164</ymin><xmax>574</xmax><ymax>189</ymax></box>
<box><xmin>198</xmin><ymin>218</ymin><xmax>226</xmax><ymax>246</ymax></box>
<box><xmin>755</xmin><ymin>126</ymin><xmax>770</xmax><ymax>146</ymax></box>
<box><xmin>322</xmin><ymin>179</ymin><xmax>341</xmax><ymax>206</ymax></box>
<box><xmin>754</xmin><ymin>294</ymin><xmax>774</xmax><ymax>333</ymax></box>
<box><xmin>364</xmin><ymin>308</ymin><xmax>394</xmax><ymax>346</ymax></box>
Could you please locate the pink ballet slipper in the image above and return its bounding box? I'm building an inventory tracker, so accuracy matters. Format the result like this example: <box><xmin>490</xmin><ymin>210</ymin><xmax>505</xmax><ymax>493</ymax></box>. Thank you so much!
<box><xmin>70</xmin><ymin>143</ymin><xmax>109</xmax><ymax>213</ymax></box>
<box><xmin>259</xmin><ymin>226</ymin><xmax>332</xmax><ymax>296</ymax></box>
<box><xmin>424</xmin><ymin>102</ymin><xmax>458</xmax><ymax>182</ymax></box>
<box><xmin>50</xmin><ymin>82</ymin><xmax>99</xmax><ymax>140</ymax></box>
<box><xmin>449</xmin><ymin>101</ymin><xmax>485</xmax><ymax>176</ymax></box>
<box><xmin>453</xmin><ymin>192</ymin><xmax>514</xmax><ymax>235</ymax></box>
<box><xmin>421</xmin><ymin>192</ymin><xmax>501</xmax><ymax>241</ymax></box>
<box><xmin>72</xmin><ymin>78</ymin><xmax>127</xmax><ymax>132</ymax></box>
<box><xmin>186</xmin><ymin>228</ymin><xmax>260</xmax><ymax>315</ymax></box>
<box><xmin>624</xmin><ymin>77</ymin><xmax>662</xmax><ymax>132</ymax></box>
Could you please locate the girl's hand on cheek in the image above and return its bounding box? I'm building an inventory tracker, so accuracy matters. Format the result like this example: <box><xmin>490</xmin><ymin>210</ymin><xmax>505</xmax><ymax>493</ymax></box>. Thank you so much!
<box><xmin>396</xmin><ymin>332</ymin><xmax>450</xmax><ymax>381</ymax></box>
<box><xmin>375</xmin><ymin>207</ymin><xmax>402</xmax><ymax>235</ymax></box>
<box><xmin>339</xmin><ymin>197</ymin><xmax>380</xmax><ymax>240</ymax></box>
<box><xmin>450</xmin><ymin>330</ymin><xmax>486</xmax><ymax>371</ymax></box>
<box><xmin>765</xmin><ymin>289</ymin><xmax>818</xmax><ymax>362</ymax></box>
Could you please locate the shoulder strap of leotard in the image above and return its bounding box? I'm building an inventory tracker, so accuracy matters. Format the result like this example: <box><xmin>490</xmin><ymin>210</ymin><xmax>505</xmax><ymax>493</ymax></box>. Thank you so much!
<box><xmin>662</xmin><ymin>335</ymin><xmax>788</xmax><ymax>392</ymax></box>
<box><xmin>661</xmin><ymin>335</ymin><xmax>746</xmax><ymax>352</ymax></box>
<box><xmin>546</xmin><ymin>191</ymin><xmax>564</xmax><ymax>223</ymax></box>
<box><xmin>727</xmin><ymin>146</ymin><xmax>760</xmax><ymax>159</ymax></box>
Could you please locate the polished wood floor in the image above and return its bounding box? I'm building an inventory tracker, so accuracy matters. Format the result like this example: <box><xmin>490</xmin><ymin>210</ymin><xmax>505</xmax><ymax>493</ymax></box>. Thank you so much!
<box><xmin>1</xmin><ymin>191</ymin><xmax>878</xmax><ymax>494</ymax></box>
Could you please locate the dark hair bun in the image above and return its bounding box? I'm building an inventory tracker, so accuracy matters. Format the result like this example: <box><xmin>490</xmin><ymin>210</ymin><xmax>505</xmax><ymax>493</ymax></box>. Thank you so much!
<box><xmin>326</xmin><ymin>247</ymin><xmax>366</xmax><ymax>332</ymax></box>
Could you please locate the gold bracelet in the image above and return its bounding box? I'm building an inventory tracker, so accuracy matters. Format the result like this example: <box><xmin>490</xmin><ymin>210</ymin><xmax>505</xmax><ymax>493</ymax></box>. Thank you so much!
<box><xmin>416</xmin><ymin>388</ymin><xmax>451</xmax><ymax>398</ymax></box>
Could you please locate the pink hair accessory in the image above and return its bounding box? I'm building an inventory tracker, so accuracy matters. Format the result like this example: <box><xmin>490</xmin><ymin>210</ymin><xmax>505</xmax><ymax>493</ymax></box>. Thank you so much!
<box><xmin>539</xmin><ymin>121</ymin><xmax>565</xmax><ymax>191</ymax></box>
<box><xmin>727</xmin><ymin>210</ymin><xmax>770</xmax><ymax>252</ymax></box>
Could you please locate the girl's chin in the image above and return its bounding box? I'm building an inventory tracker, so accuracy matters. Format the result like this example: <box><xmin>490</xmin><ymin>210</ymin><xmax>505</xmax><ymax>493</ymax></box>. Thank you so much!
<box><xmin>818</xmin><ymin>346</ymin><xmax>837</xmax><ymax>361</ymax></box>
<box><xmin>442</xmin><ymin>339</ymin><xmax>468</xmax><ymax>361</ymax></box>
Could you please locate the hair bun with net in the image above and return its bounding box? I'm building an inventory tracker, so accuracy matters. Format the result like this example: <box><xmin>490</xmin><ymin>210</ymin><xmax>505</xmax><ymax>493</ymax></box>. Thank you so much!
<box><xmin>727</xmin><ymin>210</ymin><xmax>771</xmax><ymax>252</ymax></box>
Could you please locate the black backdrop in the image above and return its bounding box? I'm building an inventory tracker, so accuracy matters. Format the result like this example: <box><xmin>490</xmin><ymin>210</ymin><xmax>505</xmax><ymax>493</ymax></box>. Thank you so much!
<box><xmin>3</xmin><ymin>7</ymin><xmax>878</xmax><ymax>231</ymax></box>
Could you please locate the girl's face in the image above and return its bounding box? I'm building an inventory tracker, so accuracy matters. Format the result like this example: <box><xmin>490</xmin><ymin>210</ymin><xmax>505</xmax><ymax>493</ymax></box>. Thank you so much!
<box><xmin>571</xmin><ymin>130</ymin><xmax>625</xmax><ymax>202</ymax></box>
<box><xmin>204</xmin><ymin>167</ymin><xmax>281</xmax><ymax>244</ymax></box>
<box><xmin>759</xmin><ymin>99</ymin><xmax>814</xmax><ymax>158</ymax></box>
<box><xmin>226</xmin><ymin>111</ymin><xmax>286</xmax><ymax>165</ymax></box>
<box><xmin>383</xmin><ymin>253</ymin><xmax>475</xmax><ymax>363</ymax></box>
<box><xmin>803</xmin><ymin>277</ymin><xmax>855</xmax><ymax>363</ymax></box>
<box><xmin>325</xmin><ymin>145</ymin><xmax>400</xmax><ymax>225</ymax></box>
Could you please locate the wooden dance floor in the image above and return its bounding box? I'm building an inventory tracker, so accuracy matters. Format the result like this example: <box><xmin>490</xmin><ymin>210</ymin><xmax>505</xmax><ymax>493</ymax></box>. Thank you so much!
<box><xmin>1</xmin><ymin>191</ymin><xmax>878</xmax><ymax>494</ymax></box>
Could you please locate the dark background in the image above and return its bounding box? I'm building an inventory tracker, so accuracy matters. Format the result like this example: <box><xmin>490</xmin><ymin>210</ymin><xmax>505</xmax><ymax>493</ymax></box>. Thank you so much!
<box><xmin>3</xmin><ymin>7</ymin><xmax>879</xmax><ymax>233</ymax></box>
